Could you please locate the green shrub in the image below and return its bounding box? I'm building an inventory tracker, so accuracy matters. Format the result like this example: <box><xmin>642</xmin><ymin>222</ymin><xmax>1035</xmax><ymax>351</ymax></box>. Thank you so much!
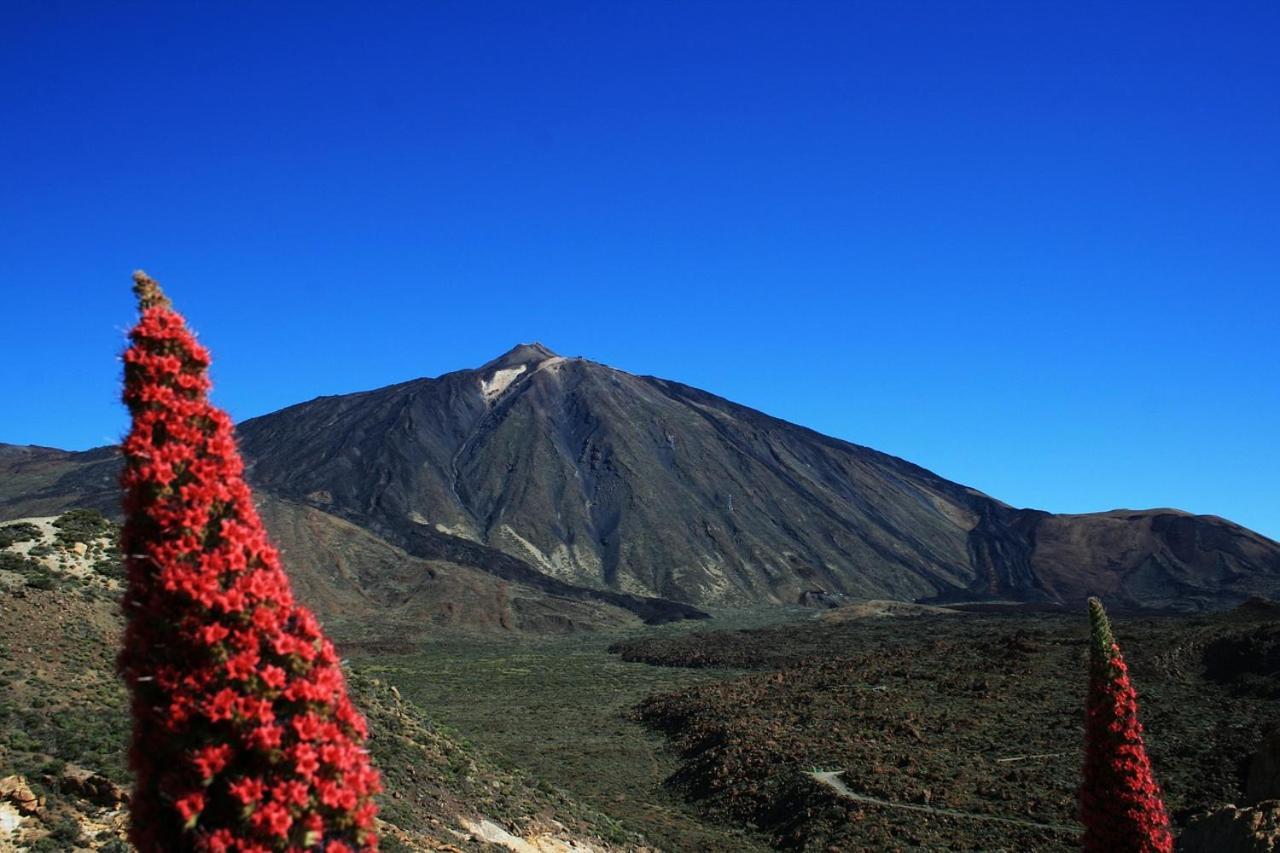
<box><xmin>52</xmin><ymin>508</ymin><xmax>114</xmax><ymax>546</ymax></box>
<box><xmin>31</xmin><ymin>815</ymin><xmax>84</xmax><ymax>849</ymax></box>
<box><xmin>38</xmin><ymin>758</ymin><xmax>66</xmax><ymax>777</ymax></box>
<box><xmin>0</xmin><ymin>522</ymin><xmax>41</xmax><ymax>549</ymax></box>
<box><xmin>0</xmin><ymin>552</ymin><xmax>41</xmax><ymax>574</ymax></box>
<box><xmin>91</xmin><ymin>555</ymin><xmax>124</xmax><ymax>580</ymax></box>
<box><xmin>25</xmin><ymin>575</ymin><xmax>57</xmax><ymax>591</ymax></box>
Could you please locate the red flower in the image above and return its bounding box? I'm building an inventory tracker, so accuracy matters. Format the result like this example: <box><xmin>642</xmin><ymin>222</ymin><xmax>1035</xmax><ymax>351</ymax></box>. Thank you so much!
<box><xmin>198</xmin><ymin>828</ymin><xmax>234</xmax><ymax>852</ymax></box>
<box><xmin>228</xmin><ymin>776</ymin><xmax>266</xmax><ymax>806</ymax></box>
<box><xmin>260</xmin><ymin>664</ymin><xmax>287</xmax><ymax>690</ymax></box>
<box><xmin>198</xmin><ymin>623</ymin><xmax>230</xmax><ymax>647</ymax></box>
<box><xmin>226</xmin><ymin>648</ymin><xmax>261</xmax><ymax>681</ymax></box>
<box><xmin>273</xmin><ymin>779</ymin><xmax>311</xmax><ymax>808</ymax></box>
<box><xmin>252</xmin><ymin>800</ymin><xmax>294</xmax><ymax>838</ymax></box>
<box><xmin>291</xmin><ymin>743</ymin><xmax>321</xmax><ymax>780</ymax></box>
<box><xmin>175</xmin><ymin>791</ymin><xmax>205</xmax><ymax>823</ymax></box>
<box><xmin>118</xmin><ymin>272</ymin><xmax>379</xmax><ymax>851</ymax></box>
<box><xmin>190</xmin><ymin>744</ymin><xmax>232</xmax><ymax>781</ymax></box>
<box><xmin>1079</xmin><ymin>598</ymin><xmax>1173</xmax><ymax>852</ymax></box>
<box><xmin>293</xmin><ymin>712</ymin><xmax>324</xmax><ymax>741</ymax></box>
<box><xmin>302</xmin><ymin>811</ymin><xmax>325</xmax><ymax>836</ymax></box>
<box><xmin>247</xmin><ymin>723</ymin><xmax>284</xmax><ymax>752</ymax></box>
<box><xmin>205</xmin><ymin>688</ymin><xmax>239</xmax><ymax>722</ymax></box>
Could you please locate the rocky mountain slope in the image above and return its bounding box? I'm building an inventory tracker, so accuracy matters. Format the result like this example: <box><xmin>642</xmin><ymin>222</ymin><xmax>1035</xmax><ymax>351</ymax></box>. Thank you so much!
<box><xmin>2</xmin><ymin>344</ymin><xmax>1278</xmax><ymax>613</ymax></box>
<box><xmin>0</xmin><ymin>513</ymin><xmax>629</xmax><ymax>851</ymax></box>
<box><xmin>0</xmin><ymin>444</ymin><xmax>705</xmax><ymax>632</ymax></box>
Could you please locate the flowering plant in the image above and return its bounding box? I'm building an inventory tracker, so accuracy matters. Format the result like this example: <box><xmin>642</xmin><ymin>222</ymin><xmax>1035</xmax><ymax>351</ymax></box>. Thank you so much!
<box><xmin>1079</xmin><ymin>597</ymin><xmax>1173</xmax><ymax>852</ymax></box>
<box><xmin>118</xmin><ymin>272</ymin><xmax>379</xmax><ymax>851</ymax></box>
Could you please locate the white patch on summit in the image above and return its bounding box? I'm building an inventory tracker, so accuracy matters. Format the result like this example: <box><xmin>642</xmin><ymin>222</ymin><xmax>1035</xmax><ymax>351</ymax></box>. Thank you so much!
<box><xmin>481</xmin><ymin>364</ymin><xmax>527</xmax><ymax>401</ymax></box>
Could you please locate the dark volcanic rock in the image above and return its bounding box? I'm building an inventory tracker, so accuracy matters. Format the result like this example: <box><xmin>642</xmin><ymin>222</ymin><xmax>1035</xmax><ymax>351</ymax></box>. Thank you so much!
<box><xmin>1204</xmin><ymin>625</ymin><xmax>1280</xmax><ymax>697</ymax></box>
<box><xmin>1248</xmin><ymin>731</ymin><xmax>1280</xmax><ymax>804</ymax></box>
<box><xmin>2</xmin><ymin>344</ymin><xmax>1279</xmax><ymax>612</ymax></box>
<box><xmin>0</xmin><ymin>444</ymin><xmax>120</xmax><ymax>519</ymax></box>
<box><xmin>231</xmin><ymin>344</ymin><xmax>1280</xmax><ymax>610</ymax></box>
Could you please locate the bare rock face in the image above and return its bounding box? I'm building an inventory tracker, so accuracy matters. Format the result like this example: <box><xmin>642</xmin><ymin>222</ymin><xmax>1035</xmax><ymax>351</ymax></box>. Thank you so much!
<box><xmin>796</xmin><ymin>589</ymin><xmax>845</xmax><ymax>608</ymax></box>
<box><xmin>1179</xmin><ymin>801</ymin><xmax>1280</xmax><ymax>852</ymax></box>
<box><xmin>57</xmin><ymin>764</ymin><xmax>127</xmax><ymax>808</ymax></box>
<box><xmin>0</xmin><ymin>775</ymin><xmax>41</xmax><ymax>816</ymax></box>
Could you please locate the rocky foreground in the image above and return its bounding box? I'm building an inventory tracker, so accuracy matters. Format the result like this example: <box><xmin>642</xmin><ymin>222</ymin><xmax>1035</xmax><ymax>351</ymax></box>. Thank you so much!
<box><xmin>613</xmin><ymin>601</ymin><xmax>1280</xmax><ymax>850</ymax></box>
<box><xmin>0</xmin><ymin>513</ymin><xmax>623</xmax><ymax>852</ymax></box>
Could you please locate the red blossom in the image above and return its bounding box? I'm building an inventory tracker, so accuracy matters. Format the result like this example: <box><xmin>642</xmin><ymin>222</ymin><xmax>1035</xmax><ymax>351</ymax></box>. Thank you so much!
<box><xmin>274</xmin><ymin>779</ymin><xmax>311</xmax><ymax>808</ymax></box>
<box><xmin>291</xmin><ymin>743</ymin><xmax>322</xmax><ymax>780</ymax></box>
<box><xmin>190</xmin><ymin>744</ymin><xmax>233</xmax><ymax>782</ymax></box>
<box><xmin>198</xmin><ymin>623</ymin><xmax>230</xmax><ymax>647</ymax></box>
<box><xmin>175</xmin><ymin>791</ymin><xmax>205</xmax><ymax>824</ymax></box>
<box><xmin>248</xmin><ymin>723</ymin><xmax>285</xmax><ymax>752</ymax></box>
<box><xmin>252</xmin><ymin>801</ymin><xmax>294</xmax><ymax>838</ymax></box>
<box><xmin>228</xmin><ymin>776</ymin><xmax>267</xmax><ymax>806</ymax></box>
<box><xmin>1079</xmin><ymin>597</ymin><xmax>1174</xmax><ymax>852</ymax></box>
<box><xmin>226</xmin><ymin>648</ymin><xmax>262</xmax><ymax>681</ymax></box>
<box><xmin>118</xmin><ymin>272</ymin><xmax>379</xmax><ymax>851</ymax></box>
<box><xmin>261</xmin><ymin>664</ymin><xmax>287</xmax><ymax>690</ymax></box>
<box><xmin>198</xmin><ymin>828</ymin><xmax>235</xmax><ymax>852</ymax></box>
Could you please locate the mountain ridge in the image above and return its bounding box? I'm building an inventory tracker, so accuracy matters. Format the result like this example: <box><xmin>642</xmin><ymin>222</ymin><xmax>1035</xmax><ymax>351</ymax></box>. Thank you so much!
<box><xmin>2</xmin><ymin>344</ymin><xmax>1277</xmax><ymax>615</ymax></box>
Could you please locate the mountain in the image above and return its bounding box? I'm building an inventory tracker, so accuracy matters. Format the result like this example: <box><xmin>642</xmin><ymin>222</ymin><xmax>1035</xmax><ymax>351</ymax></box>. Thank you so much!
<box><xmin>0</xmin><ymin>446</ymin><xmax>706</xmax><ymax>634</ymax></box>
<box><xmin>3</xmin><ymin>344</ymin><xmax>1278</xmax><ymax>613</ymax></box>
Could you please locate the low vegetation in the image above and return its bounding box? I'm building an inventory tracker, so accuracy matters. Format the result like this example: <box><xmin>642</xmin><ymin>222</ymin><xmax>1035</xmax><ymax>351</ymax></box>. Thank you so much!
<box><xmin>3</xmin><ymin>509</ymin><xmax>1275</xmax><ymax>850</ymax></box>
<box><xmin>614</xmin><ymin>605</ymin><xmax>1280</xmax><ymax>850</ymax></box>
<box><xmin>0</xmin><ymin>522</ymin><xmax>41</xmax><ymax>549</ymax></box>
<box><xmin>51</xmin><ymin>508</ymin><xmax>115</xmax><ymax>547</ymax></box>
<box><xmin>355</xmin><ymin>619</ymin><xmax>782</xmax><ymax>852</ymax></box>
<box><xmin>0</xmin><ymin>513</ymin><xmax>121</xmax><ymax>594</ymax></box>
<box><xmin>0</xmin><ymin>562</ymin><xmax>637</xmax><ymax>851</ymax></box>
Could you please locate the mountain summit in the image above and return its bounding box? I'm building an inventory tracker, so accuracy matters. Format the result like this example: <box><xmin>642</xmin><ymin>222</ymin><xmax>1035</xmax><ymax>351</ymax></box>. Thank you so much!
<box><xmin>481</xmin><ymin>342</ymin><xmax>560</xmax><ymax>371</ymax></box>
<box><xmin>2</xmin><ymin>347</ymin><xmax>1278</xmax><ymax>614</ymax></box>
<box><xmin>491</xmin><ymin>341</ymin><xmax>559</xmax><ymax>362</ymax></box>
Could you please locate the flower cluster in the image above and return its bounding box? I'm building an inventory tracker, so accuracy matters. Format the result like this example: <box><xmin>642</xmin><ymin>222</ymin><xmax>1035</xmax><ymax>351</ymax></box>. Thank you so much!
<box><xmin>1079</xmin><ymin>597</ymin><xmax>1173</xmax><ymax>853</ymax></box>
<box><xmin>118</xmin><ymin>272</ymin><xmax>379</xmax><ymax>851</ymax></box>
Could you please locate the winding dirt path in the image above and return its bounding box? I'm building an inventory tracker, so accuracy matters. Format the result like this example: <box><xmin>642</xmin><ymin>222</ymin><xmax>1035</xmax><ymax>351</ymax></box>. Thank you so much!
<box><xmin>805</xmin><ymin>770</ymin><xmax>1079</xmax><ymax>835</ymax></box>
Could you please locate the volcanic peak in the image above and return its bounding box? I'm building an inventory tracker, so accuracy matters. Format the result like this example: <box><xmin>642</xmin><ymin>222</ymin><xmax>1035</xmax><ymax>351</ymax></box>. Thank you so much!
<box><xmin>482</xmin><ymin>342</ymin><xmax>559</xmax><ymax>372</ymax></box>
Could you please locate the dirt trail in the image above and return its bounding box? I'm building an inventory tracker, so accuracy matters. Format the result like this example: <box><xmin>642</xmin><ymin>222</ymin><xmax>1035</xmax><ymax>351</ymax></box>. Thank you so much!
<box><xmin>805</xmin><ymin>770</ymin><xmax>1079</xmax><ymax>835</ymax></box>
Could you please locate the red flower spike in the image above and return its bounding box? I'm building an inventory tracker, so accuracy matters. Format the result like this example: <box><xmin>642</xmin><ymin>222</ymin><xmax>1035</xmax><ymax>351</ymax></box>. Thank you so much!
<box><xmin>118</xmin><ymin>271</ymin><xmax>379</xmax><ymax>851</ymax></box>
<box><xmin>1079</xmin><ymin>597</ymin><xmax>1174</xmax><ymax>852</ymax></box>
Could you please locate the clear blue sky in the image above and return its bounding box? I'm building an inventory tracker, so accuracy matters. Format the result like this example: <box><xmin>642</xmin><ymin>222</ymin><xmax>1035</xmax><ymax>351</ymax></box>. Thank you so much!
<box><xmin>1</xmin><ymin>2</ymin><xmax>1277</xmax><ymax>539</ymax></box>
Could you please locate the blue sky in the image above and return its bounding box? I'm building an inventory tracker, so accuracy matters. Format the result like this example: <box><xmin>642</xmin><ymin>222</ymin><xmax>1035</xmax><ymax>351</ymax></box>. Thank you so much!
<box><xmin>1</xmin><ymin>2</ymin><xmax>1277</xmax><ymax>538</ymax></box>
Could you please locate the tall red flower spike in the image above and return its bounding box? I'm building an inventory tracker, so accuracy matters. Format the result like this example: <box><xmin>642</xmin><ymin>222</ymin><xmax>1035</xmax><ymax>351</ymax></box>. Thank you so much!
<box><xmin>1079</xmin><ymin>597</ymin><xmax>1173</xmax><ymax>853</ymax></box>
<box><xmin>118</xmin><ymin>272</ymin><xmax>380</xmax><ymax>852</ymax></box>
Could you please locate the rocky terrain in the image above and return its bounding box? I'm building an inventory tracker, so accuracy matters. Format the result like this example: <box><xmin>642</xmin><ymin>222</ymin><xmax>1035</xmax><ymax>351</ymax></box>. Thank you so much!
<box><xmin>0</xmin><ymin>449</ymin><xmax>705</xmax><ymax>638</ymax></box>
<box><xmin>2</xmin><ymin>344</ymin><xmax>1278</xmax><ymax>617</ymax></box>
<box><xmin>612</xmin><ymin>603</ymin><xmax>1280</xmax><ymax>850</ymax></box>
<box><xmin>4</xmin><ymin>512</ymin><xmax>1279</xmax><ymax>850</ymax></box>
<box><xmin>0</xmin><ymin>513</ymin><xmax>629</xmax><ymax>852</ymax></box>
